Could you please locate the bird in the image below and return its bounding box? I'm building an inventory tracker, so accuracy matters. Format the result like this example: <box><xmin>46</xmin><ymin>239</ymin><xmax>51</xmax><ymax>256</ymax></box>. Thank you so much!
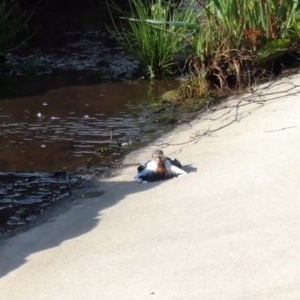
<box><xmin>134</xmin><ymin>150</ymin><xmax>187</xmax><ymax>183</ymax></box>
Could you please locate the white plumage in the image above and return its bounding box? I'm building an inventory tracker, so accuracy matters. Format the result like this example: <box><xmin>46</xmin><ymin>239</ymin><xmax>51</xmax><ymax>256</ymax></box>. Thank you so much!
<box><xmin>134</xmin><ymin>150</ymin><xmax>187</xmax><ymax>183</ymax></box>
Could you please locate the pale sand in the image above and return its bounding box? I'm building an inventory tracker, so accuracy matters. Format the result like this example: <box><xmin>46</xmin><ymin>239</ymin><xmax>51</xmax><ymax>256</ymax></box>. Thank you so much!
<box><xmin>1</xmin><ymin>74</ymin><xmax>300</xmax><ymax>300</ymax></box>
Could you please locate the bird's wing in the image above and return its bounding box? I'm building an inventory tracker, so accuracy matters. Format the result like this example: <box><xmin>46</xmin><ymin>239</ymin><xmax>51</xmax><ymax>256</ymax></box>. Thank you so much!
<box><xmin>134</xmin><ymin>160</ymin><xmax>158</xmax><ymax>182</ymax></box>
<box><xmin>165</xmin><ymin>159</ymin><xmax>187</xmax><ymax>176</ymax></box>
<box><xmin>170</xmin><ymin>164</ymin><xmax>187</xmax><ymax>176</ymax></box>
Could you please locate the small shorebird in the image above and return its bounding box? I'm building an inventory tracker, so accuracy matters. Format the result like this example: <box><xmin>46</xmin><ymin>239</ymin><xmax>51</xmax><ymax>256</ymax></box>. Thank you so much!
<box><xmin>134</xmin><ymin>149</ymin><xmax>187</xmax><ymax>183</ymax></box>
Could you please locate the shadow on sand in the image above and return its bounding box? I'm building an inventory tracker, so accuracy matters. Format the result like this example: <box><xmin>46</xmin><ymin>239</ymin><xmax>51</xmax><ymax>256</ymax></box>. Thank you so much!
<box><xmin>0</xmin><ymin>164</ymin><xmax>197</xmax><ymax>278</ymax></box>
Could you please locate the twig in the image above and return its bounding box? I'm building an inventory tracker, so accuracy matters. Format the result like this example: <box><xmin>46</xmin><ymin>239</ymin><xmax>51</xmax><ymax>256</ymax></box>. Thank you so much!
<box><xmin>265</xmin><ymin>126</ymin><xmax>297</xmax><ymax>133</ymax></box>
<box><xmin>154</xmin><ymin>78</ymin><xmax>300</xmax><ymax>148</ymax></box>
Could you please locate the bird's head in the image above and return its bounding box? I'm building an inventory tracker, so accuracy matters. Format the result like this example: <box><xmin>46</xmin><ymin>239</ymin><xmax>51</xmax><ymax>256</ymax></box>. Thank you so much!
<box><xmin>152</xmin><ymin>150</ymin><xmax>165</xmax><ymax>163</ymax></box>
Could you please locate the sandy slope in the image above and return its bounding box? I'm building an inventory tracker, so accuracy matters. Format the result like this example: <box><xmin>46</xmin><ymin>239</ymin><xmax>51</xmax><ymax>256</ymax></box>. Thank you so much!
<box><xmin>1</xmin><ymin>74</ymin><xmax>300</xmax><ymax>300</ymax></box>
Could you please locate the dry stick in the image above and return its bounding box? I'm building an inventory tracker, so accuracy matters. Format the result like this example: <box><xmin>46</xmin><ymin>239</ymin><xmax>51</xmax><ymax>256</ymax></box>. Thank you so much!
<box><xmin>265</xmin><ymin>126</ymin><xmax>297</xmax><ymax>133</ymax></box>
<box><xmin>154</xmin><ymin>102</ymin><xmax>241</xmax><ymax>148</ymax></box>
<box><xmin>153</xmin><ymin>80</ymin><xmax>300</xmax><ymax>148</ymax></box>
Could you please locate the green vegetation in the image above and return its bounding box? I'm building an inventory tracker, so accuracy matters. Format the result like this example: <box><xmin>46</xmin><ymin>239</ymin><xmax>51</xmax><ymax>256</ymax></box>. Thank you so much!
<box><xmin>191</xmin><ymin>0</ymin><xmax>300</xmax><ymax>90</ymax></box>
<box><xmin>0</xmin><ymin>0</ymin><xmax>36</xmax><ymax>56</ymax></box>
<box><xmin>107</xmin><ymin>0</ymin><xmax>196</xmax><ymax>78</ymax></box>
<box><xmin>108</xmin><ymin>0</ymin><xmax>300</xmax><ymax>101</ymax></box>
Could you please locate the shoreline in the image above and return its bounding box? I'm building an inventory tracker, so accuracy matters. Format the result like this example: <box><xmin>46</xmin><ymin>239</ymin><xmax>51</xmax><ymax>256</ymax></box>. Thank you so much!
<box><xmin>1</xmin><ymin>73</ymin><xmax>300</xmax><ymax>299</ymax></box>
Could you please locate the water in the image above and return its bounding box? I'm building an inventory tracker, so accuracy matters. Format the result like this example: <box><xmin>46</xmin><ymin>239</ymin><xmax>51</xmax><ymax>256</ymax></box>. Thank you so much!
<box><xmin>0</xmin><ymin>171</ymin><xmax>83</xmax><ymax>234</ymax></box>
<box><xmin>0</xmin><ymin>74</ymin><xmax>179</xmax><ymax>235</ymax></box>
<box><xmin>0</xmin><ymin>0</ymin><xmax>185</xmax><ymax>236</ymax></box>
<box><xmin>0</xmin><ymin>76</ymin><xmax>178</xmax><ymax>172</ymax></box>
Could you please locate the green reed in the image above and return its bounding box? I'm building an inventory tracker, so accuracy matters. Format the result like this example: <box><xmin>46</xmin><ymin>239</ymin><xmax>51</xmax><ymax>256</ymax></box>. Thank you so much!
<box><xmin>108</xmin><ymin>0</ymin><xmax>300</xmax><ymax>97</ymax></box>
<box><xmin>194</xmin><ymin>0</ymin><xmax>300</xmax><ymax>60</ymax></box>
<box><xmin>185</xmin><ymin>0</ymin><xmax>300</xmax><ymax>90</ymax></box>
<box><xmin>108</xmin><ymin>0</ymin><xmax>195</xmax><ymax>78</ymax></box>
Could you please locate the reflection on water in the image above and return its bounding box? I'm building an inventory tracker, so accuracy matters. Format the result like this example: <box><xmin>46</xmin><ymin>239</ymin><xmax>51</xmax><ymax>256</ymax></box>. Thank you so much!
<box><xmin>0</xmin><ymin>75</ymin><xmax>179</xmax><ymax>235</ymax></box>
<box><xmin>0</xmin><ymin>171</ymin><xmax>83</xmax><ymax>234</ymax></box>
<box><xmin>0</xmin><ymin>76</ymin><xmax>178</xmax><ymax>173</ymax></box>
<box><xmin>0</xmin><ymin>0</ymin><xmax>182</xmax><ymax>236</ymax></box>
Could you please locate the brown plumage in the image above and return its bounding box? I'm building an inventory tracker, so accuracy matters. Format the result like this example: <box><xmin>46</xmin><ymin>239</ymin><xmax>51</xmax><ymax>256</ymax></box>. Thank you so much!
<box><xmin>156</xmin><ymin>159</ymin><xmax>167</xmax><ymax>177</ymax></box>
<box><xmin>152</xmin><ymin>150</ymin><xmax>167</xmax><ymax>178</ymax></box>
<box><xmin>135</xmin><ymin>149</ymin><xmax>186</xmax><ymax>182</ymax></box>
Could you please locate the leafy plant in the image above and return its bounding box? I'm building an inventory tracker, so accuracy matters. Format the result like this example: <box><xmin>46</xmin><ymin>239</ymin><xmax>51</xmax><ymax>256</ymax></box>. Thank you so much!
<box><xmin>107</xmin><ymin>0</ymin><xmax>196</xmax><ymax>78</ymax></box>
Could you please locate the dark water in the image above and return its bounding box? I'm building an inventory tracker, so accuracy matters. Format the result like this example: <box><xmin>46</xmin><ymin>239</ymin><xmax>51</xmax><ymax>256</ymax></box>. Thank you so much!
<box><xmin>0</xmin><ymin>0</ymin><xmax>183</xmax><ymax>236</ymax></box>
<box><xmin>0</xmin><ymin>75</ymin><xmax>179</xmax><ymax>235</ymax></box>
<box><xmin>0</xmin><ymin>171</ymin><xmax>84</xmax><ymax>234</ymax></box>
<box><xmin>0</xmin><ymin>77</ymin><xmax>179</xmax><ymax>173</ymax></box>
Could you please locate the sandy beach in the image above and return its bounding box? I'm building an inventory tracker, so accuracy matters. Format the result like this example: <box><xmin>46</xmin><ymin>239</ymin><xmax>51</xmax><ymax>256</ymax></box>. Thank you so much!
<box><xmin>1</xmin><ymin>73</ymin><xmax>300</xmax><ymax>300</ymax></box>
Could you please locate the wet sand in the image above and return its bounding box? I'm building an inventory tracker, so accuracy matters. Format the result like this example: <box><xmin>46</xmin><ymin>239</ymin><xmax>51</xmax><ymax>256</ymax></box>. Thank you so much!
<box><xmin>0</xmin><ymin>73</ymin><xmax>300</xmax><ymax>299</ymax></box>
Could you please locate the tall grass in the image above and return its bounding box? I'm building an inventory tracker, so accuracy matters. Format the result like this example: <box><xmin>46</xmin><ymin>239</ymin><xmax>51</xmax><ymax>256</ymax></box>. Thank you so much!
<box><xmin>187</xmin><ymin>0</ymin><xmax>300</xmax><ymax>89</ymax></box>
<box><xmin>198</xmin><ymin>0</ymin><xmax>300</xmax><ymax>50</ymax></box>
<box><xmin>108</xmin><ymin>0</ymin><xmax>300</xmax><ymax>96</ymax></box>
<box><xmin>107</xmin><ymin>0</ymin><xmax>196</xmax><ymax>78</ymax></box>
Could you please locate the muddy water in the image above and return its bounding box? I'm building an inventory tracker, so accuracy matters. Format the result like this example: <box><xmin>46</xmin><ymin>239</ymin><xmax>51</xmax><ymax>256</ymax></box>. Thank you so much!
<box><xmin>0</xmin><ymin>75</ymin><xmax>179</xmax><ymax>235</ymax></box>
<box><xmin>0</xmin><ymin>0</ymin><xmax>186</xmax><ymax>236</ymax></box>
<box><xmin>0</xmin><ymin>77</ymin><xmax>178</xmax><ymax>173</ymax></box>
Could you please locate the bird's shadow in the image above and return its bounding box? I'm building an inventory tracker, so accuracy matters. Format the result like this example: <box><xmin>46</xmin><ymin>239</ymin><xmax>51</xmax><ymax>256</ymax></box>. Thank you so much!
<box><xmin>183</xmin><ymin>164</ymin><xmax>197</xmax><ymax>174</ymax></box>
<box><xmin>0</xmin><ymin>163</ymin><xmax>197</xmax><ymax>278</ymax></box>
